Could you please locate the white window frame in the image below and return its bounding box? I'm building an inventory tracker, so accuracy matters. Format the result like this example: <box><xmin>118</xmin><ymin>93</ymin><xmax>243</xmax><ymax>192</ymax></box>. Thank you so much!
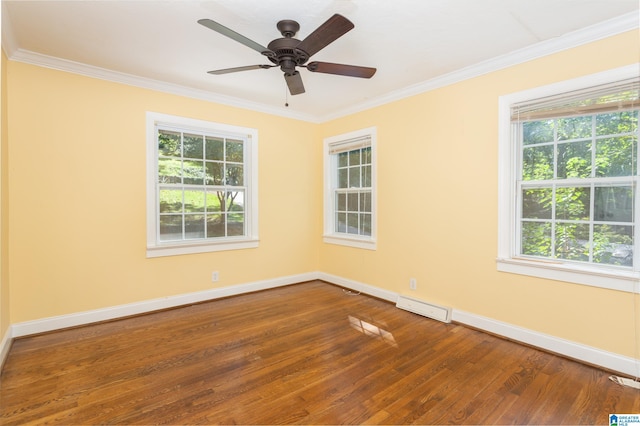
<box><xmin>497</xmin><ymin>64</ymin><xmax>640</xmax><ymax>294</ymax></box>
<box><xmin>323</xmin><ymin>127</ymin><xmax>377</xmax><ymax>250</ymax></box>
<box><xmin>146</xmin><ymin>112</ymin><xmax>258</xmax><ymax>257</ymax></box>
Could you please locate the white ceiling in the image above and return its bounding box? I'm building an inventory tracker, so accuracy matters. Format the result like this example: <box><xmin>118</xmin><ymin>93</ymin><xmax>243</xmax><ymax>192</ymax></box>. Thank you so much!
<box><xmin>2</xmin><ymin>0</ymin><xmax>639</xmax><ymax>121</ymax></box>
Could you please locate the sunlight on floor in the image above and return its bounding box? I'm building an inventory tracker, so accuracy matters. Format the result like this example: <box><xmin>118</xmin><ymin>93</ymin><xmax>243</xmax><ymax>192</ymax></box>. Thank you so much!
<box><xmin>348</xmin><ymin>315</ymin><xmax>398</xmax><ymax>347</ymax></box>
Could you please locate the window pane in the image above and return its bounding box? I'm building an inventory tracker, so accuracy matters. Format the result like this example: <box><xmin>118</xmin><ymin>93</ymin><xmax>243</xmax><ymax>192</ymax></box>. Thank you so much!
<box><xmin>596</xmin><ymin>111</ymin><xmax>638</xmax><ymax>136</ymax></box>
<box><xmin>593</xmin><ymin>224</ymin><xmax>633</xmax><ymax>266</ymax></box>
<box><xmin>158</xmin><ymin>158</ymin><xmax>182</xmax><ymax>184</ymax></box>
<box><xmin>349</xmin><ymin>149</ymin><xmax>360</xmax><ymax>166</ymax></box>
<box><xmin>521</xmin><ymin>221</ymin><xmax>552</xmax><ymax>257</ymax></box>
<box><xmin>362</xmin><ymin>165</ymin><xmax>372</xmax><ymax>187</ymax></box>
<box><xmin>347</xmin><ymin>213</ymin><xmax>359</xmax><ymax>234</ymax></box>
<box><xmin>596</xmin><ymin>136</ymin><xmax>636</xmax><ymax>177</ymax></box>
<box><xmin>556</xmin><ymin>186</ymin><xmax>590</xmax><ymax>221</ymax></box>
<box><xmin>557</xmin><ymin>141</ymin><xmax>591</xmax><ymax>179</ymax></box>
<box><xmin>205</xmin><ymin>136</ymin><xmax>224</xmax><ymax>161</ymax></box>
<box><xmin>183</xmin><ymin>133</ymin><xmax>203</xmax><ymax>159</ymax></box>
<box><xmin>185</xmin><ymin>214</ymin><xmax>205</xmax><ymax>239</ymax></box>
<box><xmin>522</xmin><ymin>188</ymin><xmax>552</xmax><ymax>219</ymax></box>
<box><xmin>206</xmin><ymin>214</ymin><xmax>225</xmax><ymax>238</ymax></box>
<box><xmin>226</xmin><ymin>139</ymin><xmax>244</xmax><ymax>162</ymax></box>
<box><xmin>206</xmin><ymin>191</ymin><xmax>223</xmax><ymax>212</ymax></box>
<box><xmin>226</xmin><ymin>165</ymin><xmax>244</xmax><ymax>186</ymax></box>
<box><xmin>159</xmin><ymin>215</ymin><xmax>182</xmax><ymax>241</ymax></box>
<box><xmin>336</xmin><ymin>213</ymin><xmax>347</xmax><ymax>233</ymax></box>
<box><xmin>227</xmin><ymin>191</ymin><xmax>244</xmax><ymax>212</ymax></box>
<box><xmin>337</xmin><ymin>193</ymin><xmax>346</xmax><ymax>211</ymax></box>
<box><xmin>159</xmin><ymin>189</ymin><xmax>182</xmax><ymax>213</ymax></box>
<box><xmin>523</xmin><ymin>120</ymin><xmax>554</xmax><ymax>145</ymax></box>
<box><xmin>555</xmin><ymin>223</ymin><xmax>589</xmax><ymax>262</ymax></box>
<box><xmin>347</xmin><ymin>193</ymin><xmax>359</xmax><ymax>212</ymax></box>
<box><xmin>184</xmin><ymin>190</ymin><xmax>205</xmax><ymax>213</ymax></box>
<box><xmin>228</xmin><ymin>213</ymin><xmax>245</xmax><ymax>236</ymax></box>
<box><xmin>338</xmin><ymin>169</ymin><xmax>348</xmax><ymax>188</ymax></box>
<box><xmin>557</xmin><ymin>116</ymin><xmax>592</xmax><ymax>141</ymax></box>
<box><xmin>338</xmin><ymin>152</ymin><xmax>348</xmax><ymax>167</ymax></box>
<box><xmin>349</xmin><ymin>166</ymin><xmax>360</xmax><ymax>187</ymax></box>
<box><xmin>206</xmin><ymin>162</ymin><xmax>224</xmax><ymax>185</ymax></box>
<box><xmin>360</xmin><ymin>213</ymin><xmax>372</xmax><ymax>236</ymax></box>
<box><xmin>522</xmin><ymin>145</ymin><xmax>554</xmax><ymax>180</ymax></box>
<box><xmin>158</xmin><ymin>130</ymin><xmax>180</xmax><ymax>157</ymax></box>
<box><xmin>362</xmin><ymin>147</ymin><xmax>371</xmax><ymax>164</ymax></box>
<box><xmin>183</xmin><ymin>160</ymin><xmax>204</xmax><ymax>185</ymax></box>
<box><xmin>594</xmin><ymin>186</ymin><xmax>633</xmax><ymax>222</ymax></box>
<box><xmin>360</xmin><ymin>192</ymin><xmax>371</xmax><ymax>213</ymax></box>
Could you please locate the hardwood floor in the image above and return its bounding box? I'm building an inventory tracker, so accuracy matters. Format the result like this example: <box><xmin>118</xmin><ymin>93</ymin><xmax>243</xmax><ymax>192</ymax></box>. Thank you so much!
<box><xmin>1</xmin><ymin>280</ymin><xmax>639</xmax><ymax>424</ymax></box>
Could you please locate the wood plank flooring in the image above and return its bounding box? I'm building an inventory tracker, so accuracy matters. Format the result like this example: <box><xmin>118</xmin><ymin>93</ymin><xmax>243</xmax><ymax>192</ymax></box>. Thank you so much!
<box><xmin>1</xmin><ymin>280</ymin><xmax>639</xmax><ymax>424</ymax></box>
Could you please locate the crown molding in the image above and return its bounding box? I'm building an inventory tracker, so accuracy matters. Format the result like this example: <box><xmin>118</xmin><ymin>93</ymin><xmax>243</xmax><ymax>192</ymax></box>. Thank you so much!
<box><xmin>320</xmin><ymin>11</ymin><xmax>640</xmax><ymax>121</ymax></box>
<box><xmin>4</xmin><ymin>11</ymin><xmax>638</xmax><ymax>123</ymax></box>
<box><xmin>7</xmin><ymin>49</ymin><xmax>320</xmax><ymax>123</ymax></box>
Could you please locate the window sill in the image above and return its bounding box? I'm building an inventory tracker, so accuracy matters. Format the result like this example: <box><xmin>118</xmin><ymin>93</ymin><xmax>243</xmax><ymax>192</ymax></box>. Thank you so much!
<box><xmin>323</xmin><ymin>234</ymin><xmax>376</xmax><ymax>250</ymax></box>
<box><xmin>496</xmin><ymin>257</ymin><xmax>639</xmax><ymax>294</ymax></box>
<box><xmin>147</xmin><ymin>238</ymin><xmax>259</xmax><ymax>258</ymax></box>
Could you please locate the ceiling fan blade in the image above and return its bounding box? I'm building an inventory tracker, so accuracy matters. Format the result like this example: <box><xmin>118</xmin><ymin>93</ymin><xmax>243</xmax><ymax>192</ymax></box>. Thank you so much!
<box><xmin>306</xmin><ymin>62</ymin><xmax>376</xmax><ymax>78</ymax></box>
<box><xmin>207</xmin><ymin>65</ymin><xmax>275</xmax><ymax>75</ymax></box>
<box><xmin>198</xmin><ymin>19</ymin><xmax>274</xmax><ymax>56</ymax></box>
<box><xmin>296</xmin><ymin>14</ymin><xmax>354</xmax><ymax>57</ymax></box>
<box><xmin>285</xmin><ymin>71</ymin><xmax>305</xmax><ymax>95</ymax></box>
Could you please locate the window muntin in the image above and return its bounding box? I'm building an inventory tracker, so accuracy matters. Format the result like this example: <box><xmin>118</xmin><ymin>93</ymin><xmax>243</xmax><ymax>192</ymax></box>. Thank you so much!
<box><xmin>324</xmin><ymin>128</ymin><xmax>376</xmax><ymax>249</ymax></box>
<box><xmin>517</xmin><ymin>108</ymin><xmax>638</xmax><ymax>268</ymax></box>
<box><xmin>335</xmin><ymin>146</ymin><xmax>372</xmax><ymax>236</ymax></box>
<box><xmin>146</xmin><ymin>113</ymin><xmax>258</xmax><ymax>257</ymax></box>
<box><xmin>157</xmin><ymin>129</ymin><xmax>246</xmax><ymax>241</ymax></box>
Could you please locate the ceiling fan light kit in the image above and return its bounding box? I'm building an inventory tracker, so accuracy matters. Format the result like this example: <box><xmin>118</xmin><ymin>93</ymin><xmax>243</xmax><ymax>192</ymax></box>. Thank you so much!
<box><xmin>198</xmin><ymin>14</ymin><xmax>376</xmax><ymax>96</ymax></box>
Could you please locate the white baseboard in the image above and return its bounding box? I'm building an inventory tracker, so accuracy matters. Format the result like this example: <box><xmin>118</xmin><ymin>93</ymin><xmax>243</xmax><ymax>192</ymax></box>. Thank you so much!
<box><xmin>0</xmin><ymin>326</ymin><xmax>13</xmax><ymax>370</ymax></box>
<box><xmin>2</xmin><ymin>272</ymin><xmax>638</xmax><ymax>378</ymax></box>
<box><xmin>452</xmin><ymin>309</ymin><xmax>640</xmax><ymax>378</ymax></box>
<box><xmin>10</xmin><ymin>272</ymin><xmax>318</xmax><ymax>338</ymax></box>
<box><xmin>317</xmin><ymin>272</ymin><xmax>399</xmax><ymax>303</ymax></box>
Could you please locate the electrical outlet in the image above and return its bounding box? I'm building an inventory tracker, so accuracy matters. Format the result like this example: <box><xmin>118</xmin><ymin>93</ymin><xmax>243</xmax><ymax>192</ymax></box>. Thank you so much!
<box><xmin>212</xmin><ymin>271</ymin><xmax>219</xmax><ymax>282</ymax></box>
<box><xmin>410</xmin><ymin>278</ymin><xmax>417</xmax><ymax>290</ymax></box>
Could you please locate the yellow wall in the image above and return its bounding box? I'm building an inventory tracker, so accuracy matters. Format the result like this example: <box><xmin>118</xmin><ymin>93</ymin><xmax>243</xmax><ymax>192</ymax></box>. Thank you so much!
<box><xmin>7</xmin><ymin>62</ymin><xmax>320</xmax><ymax>322</ymax></box>
<box><xmin>319</xmin><ymin>30</ymin><xmax>640</xmax><ymax>358</ymax></box>
<box><xmin>4</xmin><ymin>29</ymin><xmax>639</xmax><ymax>361</ymax></box>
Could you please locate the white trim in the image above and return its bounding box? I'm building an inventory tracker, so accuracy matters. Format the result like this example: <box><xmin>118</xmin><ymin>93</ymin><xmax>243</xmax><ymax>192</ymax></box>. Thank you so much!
<box><xmin>146</xmin><ymin>112</ymin><xmax>259</xmax><ymax>258</ymax></box>
<box><xmin>452</xmin><ymin>309</ymin><xmax>640</xmax><ymax>378</ymax></box>
<box><xmin>497</xmin><ymin>64</ymin><xmax>640</xmax><ymax>294</ymax></box>
<box><xmin>8</xmin><ymin>49</ymin><xmax>318</xmax><ymax>123</ymax></box>
<box><xmin>317</xmin><ymin>272</ymin><xmax>398</xmax><ymax>303</ymax></box>
<box><xmin>11</xmin><ymin>273</ymin><xmax>317</xmax><ymax>338</ymax></box>
<box><xmin>4</xmin><ymin>13</ymin><xmax>637</xmax><ymax>123</ymax></box>
<box><xmin>3</xmin><ymin>273</ymin><xmax>638</xmax><ymax>377</ymax></box>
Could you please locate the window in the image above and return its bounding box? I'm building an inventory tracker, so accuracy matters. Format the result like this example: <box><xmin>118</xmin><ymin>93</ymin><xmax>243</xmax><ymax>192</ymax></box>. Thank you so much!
<box><xmin>498</xmin><ymin>65</ymin><xmax>640</xmax><ymax>293</ymax></box>
<box><xmin>323</xmin><ymin>127</ymin><xmax>377</xmax><ymax>249</ymax></box>
<box><xmin>146</xmin><ymin>112</ymin><xmax>258</xmax><ymax>257</ymax></box>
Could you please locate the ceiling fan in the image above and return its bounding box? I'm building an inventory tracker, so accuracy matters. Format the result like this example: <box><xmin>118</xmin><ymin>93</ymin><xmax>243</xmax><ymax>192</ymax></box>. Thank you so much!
<box><xmin>197</xmin><ymin>14</ymin><xmax>377</xmax><ymax>96</ymax></box>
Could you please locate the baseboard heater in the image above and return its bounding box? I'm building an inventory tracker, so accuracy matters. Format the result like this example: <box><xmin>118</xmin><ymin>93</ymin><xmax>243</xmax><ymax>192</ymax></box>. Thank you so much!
<box><xmin>396</xmin><ymin>295</ymin><xmax>452</xmax><ymax>323</ymax></box>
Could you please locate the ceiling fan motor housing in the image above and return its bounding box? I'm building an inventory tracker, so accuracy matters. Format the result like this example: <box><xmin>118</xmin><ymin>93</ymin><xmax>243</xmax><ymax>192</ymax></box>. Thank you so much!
<box><xmin>265</xmin><ymin>20</ymin><xmax>310</xmax><ymax>75</ymax></box>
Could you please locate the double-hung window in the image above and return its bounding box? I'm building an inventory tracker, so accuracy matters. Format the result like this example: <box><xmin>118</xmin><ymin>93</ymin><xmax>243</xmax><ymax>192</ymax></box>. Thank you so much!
<box><xmin>498</xmin><ymin>65</ymin><xmax>640</xmax><ymax>293</ymax></box>
<box><xmin>146</xmin><ymin>113</ymin><xmax>258</xmax><ymax>257</ymax></box>
<box><xmin>323</xmin><ymin>127</ymin><xmax>377</xmax><ymax>250</ymax></box>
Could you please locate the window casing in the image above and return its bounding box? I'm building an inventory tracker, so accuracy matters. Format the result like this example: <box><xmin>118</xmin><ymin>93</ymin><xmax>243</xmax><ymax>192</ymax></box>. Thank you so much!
<box><xmin>146</xmin><ymin>113</ymin><xmax>258</xmax><ymax>257</ymax></box>
<box><xmin>498</xmin><ymin>65</ymin><xmax>640</xmax><ymax>293</ymax></box>
<box><xmin>324</xmin><ymin>128</ymin><xmax>377</xmax><ymax>250</ymax></box>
